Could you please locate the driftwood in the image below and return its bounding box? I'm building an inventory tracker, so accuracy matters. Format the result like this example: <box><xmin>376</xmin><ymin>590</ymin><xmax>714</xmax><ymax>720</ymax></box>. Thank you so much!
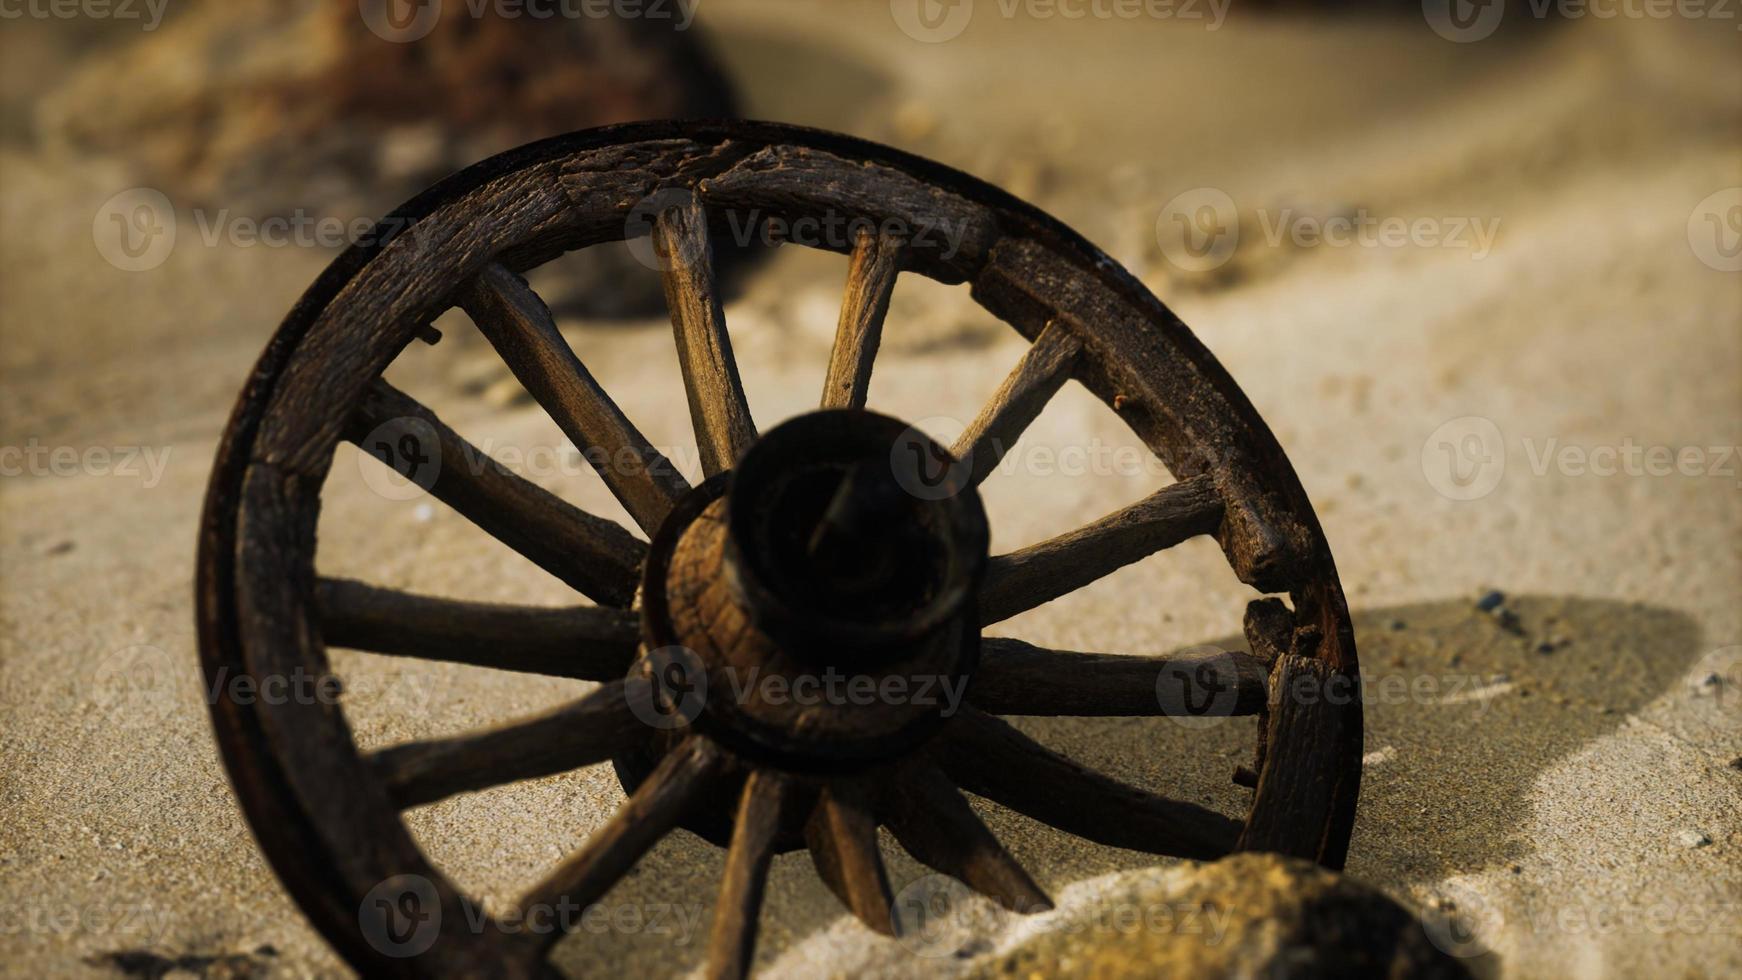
<box><xmin>197</xmin><ymin>121</ymin><xmax>1362</xmax><ymax>979</ymax></box>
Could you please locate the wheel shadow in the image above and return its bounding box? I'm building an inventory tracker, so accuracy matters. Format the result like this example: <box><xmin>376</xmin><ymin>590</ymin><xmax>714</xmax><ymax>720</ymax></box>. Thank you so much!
<box><xmin>544</xmin><ymin>594</ymin><xmax>1704</xmax><ymax>976</ymax></box>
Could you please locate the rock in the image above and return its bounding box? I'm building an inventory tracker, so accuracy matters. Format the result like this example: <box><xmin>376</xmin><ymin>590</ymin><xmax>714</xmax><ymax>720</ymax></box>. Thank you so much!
<box><xmin>38</xmin><ymin>0</ymin><xmax>739</xmax><ymax>218</ymax></box>
<box><xmin>1475</xmin><ymin>589</ymin><xmax>1506</xmax><ymax>612</ymax></box>
<box><xmin>974</xmin><ymin>853</ymin><xmax>1470</xmax><ymax>979</ymax></box>
<box><xmin>1677</xmin><ymin>830</ymin><xmax>1712</xmax><ymax>849</ymax></box>
<box><xmin>36</xmin><ymin>0</ymin><xmax>752</xmax><ymax>318</ymax></box>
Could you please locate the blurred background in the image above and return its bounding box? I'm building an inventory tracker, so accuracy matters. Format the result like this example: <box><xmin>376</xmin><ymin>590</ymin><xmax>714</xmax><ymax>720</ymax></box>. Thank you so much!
<box><xmin>1</xmin><ymin>1</ymin><xmax>1738</xmax><ymax>977</ymax></box>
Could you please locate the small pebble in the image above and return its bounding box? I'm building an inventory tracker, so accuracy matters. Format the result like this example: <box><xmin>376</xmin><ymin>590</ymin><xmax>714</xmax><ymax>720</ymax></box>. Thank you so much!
<box><xmin>1728</xmin><ymin>758</ymin><xmax>1742</xmax><ymax>772</ymax></box>
<box><xmin>412</xmin><ymin>503</ymin><xmax>435</xmax><ymax>523</ymax></box>
<box><xmin>1495</xmin><ymin>608</ymin><xmax>1524</xmax><ymax>635</ymax></box>
<box><xmin>1389</xmin><ymin>619</ymin><xmax>1407</xmax><ymax>631</ymax></box>
<box><xmin>1677</xmin><ymin>830</ymin><xmax>1712</xmax><ymax>849</ymax></box>
<box><xmin>1693</xmin><ymin>673</ymin><xmax>1723</xmax><ymax>696</ymax></box>
<box><xmin>1476</xmin><ymin>590</ymin><xmax>1506</xmax><ymax>612</ymax></box>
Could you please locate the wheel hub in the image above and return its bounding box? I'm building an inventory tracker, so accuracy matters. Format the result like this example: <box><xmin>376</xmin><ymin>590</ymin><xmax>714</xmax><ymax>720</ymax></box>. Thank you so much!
<box><xmin>638</xmin><ymin>410</ymin><xmax>989</xmax><ymax>769</ymax></box>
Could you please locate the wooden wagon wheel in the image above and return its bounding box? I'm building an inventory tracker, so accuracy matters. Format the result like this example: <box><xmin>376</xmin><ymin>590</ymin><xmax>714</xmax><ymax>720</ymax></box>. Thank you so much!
<box><xmin>197</xmin><ymin>120</ymin><xmax>1363</xmax><ymax>979</ymax></box>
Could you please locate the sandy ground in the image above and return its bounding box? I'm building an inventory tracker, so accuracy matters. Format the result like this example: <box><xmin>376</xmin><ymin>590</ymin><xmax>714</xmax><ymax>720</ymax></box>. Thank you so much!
<box><xmin>2</xmin><ymin>1</ymin><xmax>1739</xmax><ymax>977</ymax></box>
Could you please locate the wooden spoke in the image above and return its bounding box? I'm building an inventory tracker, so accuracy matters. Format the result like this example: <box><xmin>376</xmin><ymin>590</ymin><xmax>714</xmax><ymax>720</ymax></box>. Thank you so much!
<box><xmin>978</xmin><ymin>474</ymin><xmax>1223</xmax><ymax>625</ymax></box>
<box><xmin>883</xmin><ymin>762</ymin><xmax>1051</xmax><ymax>914</ymax></box>
<box><xmin>521</xmin><ymin>737</ymin><xmax>727</xmax><ymax>952</ymax></box>
<box><xmin>459</xmin><ymin>262</ymin><xmax>690</xmax><ymax>535</ymax></box>
<box><xmin>316</xmin><ymin>577</ymin><xmax>638</xmax><ymax>680</ymax></box>
<box><xmin>821</xmin><ymin>231</ymin><xmax>903</xmax><ymax>409</ymax></box>
<box><xmin>972</xmin><ymin>637</ymin><xmax>1269</xmax><ymax>718</ymax></box>
<box><xmin>347</xmin><ymin>380</ymin><xmax>646</xmax><ymax>606</ymax></box>
<box><xmin>930</xmin><ymin>708</ymin><xmax>1241</xmax><ymax>861</ymax></box>
<box><xmin>367</xmin><ymin>679</ymin><xmax>650</xmax><ymax>809</ymax></box>
<box><xmin>705</xmin><ymin>770</ymin><xmax>796</xmax><ymax>980</ymax></box>
<box><xmin>949</xmin><ymin>320</ymin><xmax>1083</xmax><ymax>487</ymax></box>
<box><xmin>653</xmin><ymin>194</ymin><xmax>757</xmax><ymax>476</ymax></box>
<box><xmin>805</xmin><ymin>781</ymin><xmax>898</xmax><ymax>936</ymax></box>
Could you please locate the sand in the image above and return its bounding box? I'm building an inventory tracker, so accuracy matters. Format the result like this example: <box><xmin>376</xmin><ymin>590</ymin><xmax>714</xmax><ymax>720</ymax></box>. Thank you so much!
<box><xmin>1</xmin><ymin>1</ymin><xmax>1738</xmax><ymax>977</ymax></box>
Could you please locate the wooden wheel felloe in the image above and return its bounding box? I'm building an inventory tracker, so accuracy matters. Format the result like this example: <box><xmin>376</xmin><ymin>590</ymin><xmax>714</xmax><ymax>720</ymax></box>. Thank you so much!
<box><xmin>197</xmin><ymin>121</ymin><xmax>1363</xmax><ymax>979</ymax></box>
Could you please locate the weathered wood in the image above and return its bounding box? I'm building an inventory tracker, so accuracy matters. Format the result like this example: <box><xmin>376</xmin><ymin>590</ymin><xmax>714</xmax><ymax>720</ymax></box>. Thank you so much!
<box><xmin>204</xmin><ymin>123</ymin><xmax>1363</xmax><ymax>977</ymax></box>
<box><xmin>316</xmin><ymin>577</ymin><xmax>638</xmax><ymax>680</ymax></box>
<box><xmin>1237</xmin><ymin>652</ymin><xmax>1361</xmax><ymax>864</ymax></box>
<box><xmin>932</xmin><ymin>708</ymin><xmax>1241</xmax><ymax>860</ymax></box>
<box><xmin>347</xmin><ymin>380</ymin><xmax>645</xmax><ymax>607</ymax></box>
<box><xmin>367</xmin><ymin>678</ymin><xmax>650</xmax><ymax>808</ymax></box>
<box><xmin>970</xmin><ymin>238</ymin><xmax>1310</xmax><ymax>592</ymax></box>
<box><xmin>821</xmin><ymin>231</ymin><xmax>903</xmax><ymax>409</ymax></box>
<box><xmin>806</xmin><ymin>782</ymin><xmax>898</xmax><ymax>936</ymax></box>
<box><xmin>883</xmin><ymin>762</ymin><xmax>1051</xmax><ymax>914</ymax></box>
<box><xmin>699</xmin><ymin>143</ymin><xmax>997</xmax><ymax>284</ymax></box>
<box><xmin>460</xmin><ymin>261</ymin><xmax>690</xmax><ymax>535</ymax></box>
<box><xmin>705</xmin><ymin>770</ymin><xmax>795</xmax><ymax>980</ymax></box>
<box><xmin>1243</xmin><ymin>597</ymin><xmax>1296</xmax><ymax>666</ymax></box>
<box><xmin>653</xmin><ymin>194</ymin><xmax>758</xmax><ymax>476</ymax></box>
<box><xmin>950</xmin><ymin>321</ymin><xmax>1082</xmax><ymax>488</ymax></box>
<box><xmin>523</xmin><ymin>737</ymin><xmax>727</xmax><ymax>951</ymax></box>
<box><xmin>972</xmin><ymin>637</ymin><xmax>1268</xmax><ymax>717</ymax></box>
<box><xmin>978</xmin><ymin>474</ymin><xmax>1223</xmax><ymax>624</ymax></box>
